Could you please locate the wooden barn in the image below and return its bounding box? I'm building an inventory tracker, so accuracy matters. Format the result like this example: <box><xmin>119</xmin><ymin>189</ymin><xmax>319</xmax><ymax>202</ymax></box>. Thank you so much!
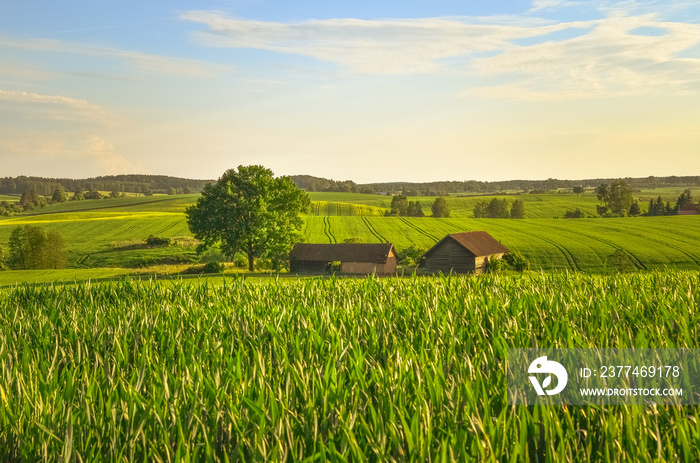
<box><xmin>678</xmin><ymin>203</ymin><xmax>699</xmax><ymax>215</ymax></box>
<box><xmin>289</xmin><ymin>243</ymin><xmax>398</xmax><ymax>275</ymax></box>
<box><xmin>423</xmin><ymin>231</ymin><xmax>508</xmax><ymax>274</ymax></box>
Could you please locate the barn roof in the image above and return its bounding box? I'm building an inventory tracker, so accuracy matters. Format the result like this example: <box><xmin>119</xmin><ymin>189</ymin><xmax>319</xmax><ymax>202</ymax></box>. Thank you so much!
<box><xmin>290</xmin><ymin>243</ymin><xmax>396</xmax><ymax>264</ymax></box>
<box><xmin>426</xmin><ymin>231</ymin><xmax>509</xmax><ymax>257</ymax></box>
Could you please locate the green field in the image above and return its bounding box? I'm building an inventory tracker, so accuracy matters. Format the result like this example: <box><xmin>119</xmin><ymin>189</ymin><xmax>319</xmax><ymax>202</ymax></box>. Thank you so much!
<box><xmin>0</xmin><ymin>192</ymin><xmax>699</xmax><ymax>279</ymax></box>
<box><xmin>307</xmin><ymin>191</ymin><xmax>603</xmax><ymax>218</ymax></box>
<box><xmin>0</xmin><ymin>210</ymin><xmax>195</xmax><ymax>269</ymax></box>
<box><xmin>304</xmin><ymin>215</ymin><xmax>700</xmax><ymax>272</ymax></box>
<box><xmin>1</xmin><ymin>272</ymin><xmax>698</xmax><ymax>461</ymax></box>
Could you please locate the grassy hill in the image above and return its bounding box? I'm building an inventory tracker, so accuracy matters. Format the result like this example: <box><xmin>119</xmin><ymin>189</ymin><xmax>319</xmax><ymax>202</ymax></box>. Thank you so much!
<box><xmin>0</xmin><ymin>191</ymin><xmax>698</xmax><ymax>283</ymax></box>
<box><xmin>304</xmin><ymin>215</ymin><xmax>700</xmax><ymax>272</ymax></box>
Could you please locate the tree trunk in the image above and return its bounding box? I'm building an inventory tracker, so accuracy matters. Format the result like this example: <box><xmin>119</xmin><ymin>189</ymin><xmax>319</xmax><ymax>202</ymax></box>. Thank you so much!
<box><xmin>248</xmin><ymin>252</ymin><xmax>254</xmax><ymax>272</ymax></box>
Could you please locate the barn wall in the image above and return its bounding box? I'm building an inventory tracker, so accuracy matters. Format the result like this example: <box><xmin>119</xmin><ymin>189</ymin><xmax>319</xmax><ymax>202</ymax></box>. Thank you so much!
<box><xmin>425</xmin><ymin>239</ymin><xmax>475</xmax><ymax>274</ymax></box>
<box><xmin>342</xmin><ymin>261</ymin><xmax>383</xmax><ymax>274</ymax></box>
<box><xmin>384</xmin><ymin>256</ymin><xmax>397</xmax><ymax>274</ymax></box>
<box><xmin>290</xmin><ymin>260</ymin><xmax>327</xmax><ymax>274</ymax></box>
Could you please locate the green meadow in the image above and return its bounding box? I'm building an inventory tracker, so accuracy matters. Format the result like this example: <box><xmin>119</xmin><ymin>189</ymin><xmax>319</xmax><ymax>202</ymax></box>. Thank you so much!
<box><xmin>304</xmin><ymin>215</ymin><xmax>700</xmax><ymax>272</ymax></box>
<box><xmin>0</xmin><ymin>191</ymin><xmax>698</xmax><ymax>284</ymax></box>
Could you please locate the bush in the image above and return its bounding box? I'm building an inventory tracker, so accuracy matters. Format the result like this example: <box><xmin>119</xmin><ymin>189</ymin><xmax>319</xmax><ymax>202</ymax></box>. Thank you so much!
<box><xmin>564</xmin><ymin>209</ymin><xmax>585</xmax><ymax>219</ymax></box>
<box><xmin>146</xmin><ymin>235</ymin><xmax>171</xmax><ymax>247</ymax></box>
<box><xmin>398</xmin><ymin>245</ymin><xmax>426</xmax><ymax>267</ymax></box>
<box><xmin>203</xmin><ymin>261</ymin><xmax>224</xmax><ymax>274</ymax></box>
<box><xmin>504</xmin><ymin>251</ymin><xmax>530</xmax><ymax>272</ymax></box>
<box><xmin>233</xmin><ymin>252</ymin><xmax>248</xmax><ymax>268</ymax></box>
<box><xmin>486</xmin><ymin>255</ymin><xmax>510</xmax><ymax>272</ymax></box>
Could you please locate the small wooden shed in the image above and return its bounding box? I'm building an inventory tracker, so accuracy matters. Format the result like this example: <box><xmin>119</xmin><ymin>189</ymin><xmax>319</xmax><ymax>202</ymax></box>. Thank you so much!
<box><xmin>423</xmin><ymin>231</ymin><xmax>508</xmax><ymax>274</ymax></box>
<box><xmin>678</xmin><ymin>204</ymin><xmax>699</xmax><ymax>215</ymax></box>
<box><xmin>290</xmin><ymin>243</ymin><xmax>398</xmax><ymax>275</ymax></box>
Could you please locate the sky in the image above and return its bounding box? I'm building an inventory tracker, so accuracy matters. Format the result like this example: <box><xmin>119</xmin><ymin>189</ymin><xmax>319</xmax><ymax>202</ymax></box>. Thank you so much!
<box><xmin>1</xmin><ymin>0</ymin><xmax>700</xmax><ymax>183</ymax></box>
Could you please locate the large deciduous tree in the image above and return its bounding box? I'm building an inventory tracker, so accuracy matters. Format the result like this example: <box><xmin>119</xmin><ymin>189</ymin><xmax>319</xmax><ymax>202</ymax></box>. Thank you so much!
<box><xmin>52</xmin><ymin>187</ymin><xmax>68</xmax><ymax>203</ymax></box>
<box><xmin>390</xmin><ymin>194</ymin><xmax>409</xmax><ymax>216</ymax></box>
<box><xmin>510</xmin><ymin>199</ymin><xmax>525</xmax><ymax>219</ymax></box>
<box><xmin>596</xmin><ymin>180</ymin><xmax>633</xmax><ymax>216</ymax></box>
<box><xmin>186</xmin><ymin>165</ymin><xmax>310</xmax><ymax>271</ymax></box>
<box><xmin>431</xmin><ymin>197</ymin><xmax>450</xmax><ymax>218</ymax></box>
<box><xmin>7</xmin><ymin>226</ymin><xmax>67</xmax><ymax>270</ymax></box>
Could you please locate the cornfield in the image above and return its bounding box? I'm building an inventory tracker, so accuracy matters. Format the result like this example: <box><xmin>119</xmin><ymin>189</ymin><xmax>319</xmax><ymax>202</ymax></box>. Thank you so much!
<box><xmin>1</xmin><ymin>271</ymin><xmax>699</xmax><ymax>461</ymax></box>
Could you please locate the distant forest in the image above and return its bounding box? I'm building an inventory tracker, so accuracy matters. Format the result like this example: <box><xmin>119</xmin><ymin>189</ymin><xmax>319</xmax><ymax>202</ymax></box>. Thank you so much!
<box><xmin>1</xmin><ymin>173</ymin><xmax>699</xmax><ymax>197</ymax></box>
<box><xmin>0</xmin><ymin>175</ymin><xmax>211</xmax><ymax>196</ymax></box>
<box><xmin>292</xmin><ymin>175</ymin><xmax>700</xmax><ymax>195</ymax></box>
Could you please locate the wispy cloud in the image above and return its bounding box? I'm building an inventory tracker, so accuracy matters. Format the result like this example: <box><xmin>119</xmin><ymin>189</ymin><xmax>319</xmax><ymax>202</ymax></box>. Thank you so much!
<box><xmin>469</xmin><ymin>14</ymin><xmax>700</xmax><ymax>100</ymax></box>
<box><xmin>0</xmin><ymin>89</ymin><xmax>118</xmax><ymax>123</ymax></box>
<box><xmin>529</xmin><ymin>0</ymin><xmax>583</xmax><ymax>12</ymax></box>
<box><xmin>0</xmin><ymin>35</ymin><xmax>228</xmax><ymax>78</ymax></box>
<box><xmin>181</xmin><ymin>10</ymin><xmax>593</xmax><ymax>75</ymax></box>
<box><xmin>181</xmin><ymin>9</ymin><xmax>700</xmax><ymax>100</ymax></box>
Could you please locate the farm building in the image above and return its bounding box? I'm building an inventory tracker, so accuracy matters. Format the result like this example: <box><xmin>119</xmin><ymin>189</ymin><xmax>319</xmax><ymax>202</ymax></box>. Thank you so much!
<box><xmin>290</xmin><ymin>243</ymin><xmax>398</xmax><ymax>275</ymax></box>
<box><xmin>678</xmin><ymin>203</ymin><xmax>699</xmax><ymax>215</ymax></box>
<box><xmin>423</xmin><ymin>231</ymin><xmax>509</xmax><ymax>274</ymax></box>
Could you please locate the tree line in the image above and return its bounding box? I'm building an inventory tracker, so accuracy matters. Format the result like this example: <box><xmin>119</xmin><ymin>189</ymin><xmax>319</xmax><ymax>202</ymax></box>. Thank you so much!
<box><xmin>473</xmin><ymin>198</ymin><xmax>525</xmax><ymax>219</ymax></box>
<box><xmin>362</xmin><ymin>175</ymin><xmax>700</xmax><ymax>195</ymax></box>
<box><xmin>4</xmin><ymin>173</ymin><xmax>700</xmax><ymax>198</ymax></box>
<box><xmin>387</xmin><ymin>195</ymin><xmax>451</xmax><ymax>218</ymax></box>
<box><xmin>0</xmin><ymin>226</ymin><xmax>68</xmax><ymax>270</ymax></box>
<box><xmin>0</xmin><ymin>174</ymin><xmax>208</xmax><ymax>196</ymax></box>
<box><xmin>595</xmin><ymin>181</ymin><xmax>697</xmax><ymax>217</ymax></box>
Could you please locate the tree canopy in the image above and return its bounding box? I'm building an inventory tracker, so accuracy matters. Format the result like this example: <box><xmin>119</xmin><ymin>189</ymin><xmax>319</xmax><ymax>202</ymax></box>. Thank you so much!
<box><xmin>186</xmin><ymin>165</ymin><xmax>310</xmax><ymax>271</ymax></box>
<box><xmin>431</xmin><ymin>197</ymin><xmax>450</xmax><ymax>218</ymax></box>
<box><xmin>595</xmin><ymin>180</ymin><xmax>633</xmax><ymax>216</ymax></box>
<box><xmin>7</xmin><ymin>226</ymin><xmax>67</xmax><ymax>270</ymax></box>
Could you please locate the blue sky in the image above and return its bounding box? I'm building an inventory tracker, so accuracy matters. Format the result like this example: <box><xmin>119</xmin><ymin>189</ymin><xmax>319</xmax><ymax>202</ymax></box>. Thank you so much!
<box><xmin>1</xmin><ymin>0</ymin><xmax>699</xmax><ymax>182</ymax></box>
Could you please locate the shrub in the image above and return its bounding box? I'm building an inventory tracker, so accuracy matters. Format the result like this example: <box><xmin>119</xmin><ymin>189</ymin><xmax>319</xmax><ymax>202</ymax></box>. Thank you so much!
<box><xmin>564</xmin><ymin>209</ymin><xmax>585</xmax><ymax>219</ymax></box>
<box><xmin>146</xmin><ymin>235</ymin><xmax>171</xmax><ymax>247</ymax></box>
<box><xmin>486</xmin><ymin>255</ymin><xmax>510</xmax><ymax>272</ymax></box>
<box><xmin>399</xmin><ymin>246</ymin><xmax>426</xmax><ymax>267</ymax></box>
<box><xmin>203</xmin><ymin>261</ymin><xmax>224</xmax><ymax>274</ymax></box>
<box><xmin>504</xmin><ymin>251</ymin><xmax>530</xmax><ymax>272</ymax></box>
<box><xmin>233</xmin><ymin>252</ymin><xmax>249</xmax><ymax>268</ymax></box>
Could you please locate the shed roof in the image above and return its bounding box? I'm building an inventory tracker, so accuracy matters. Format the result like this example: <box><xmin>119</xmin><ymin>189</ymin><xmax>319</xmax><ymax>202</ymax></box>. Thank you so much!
<box><xmin>425</xmin><ymin>231</ymin><xmax>509</xmax><ymax>257</ymax></box>
<box><xmin>290</xmin><ymin>243</ymin><xmax>396</xmax><ymax>264</ymax></box>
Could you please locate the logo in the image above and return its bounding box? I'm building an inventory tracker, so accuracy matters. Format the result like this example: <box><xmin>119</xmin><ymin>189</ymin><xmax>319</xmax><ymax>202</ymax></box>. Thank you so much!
<box><xmin>528</xmin><ymin>356</ymin><xmax>568</xmax><ymax>396</ymax></box>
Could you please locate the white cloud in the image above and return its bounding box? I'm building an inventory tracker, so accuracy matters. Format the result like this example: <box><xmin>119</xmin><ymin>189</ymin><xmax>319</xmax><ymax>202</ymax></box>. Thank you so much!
<box><xmin>530</xmin><ymin>0</ymin><xmax>583</xmax><ymax>12</ymax></box>
<box><xmin>0</xmin><ymin>89</ymin><xmax>105</xmax><ymax>113</ymax></box>
<box><xmin>181</xmin><ymin>10</ymin><xmax>594</xmax><ymax>75</ymax></box>
<box><xmin>469</xmin><ymin>14</ymin><xmax>700</xmax><ymax>100</ymax></box>
<box><xmin>181</xmin><ymin>10</ymin><xmax>700</xmax><ymax>99</ymax></box>
<box><xmin>0</xmin><ymin>35</ymin><xmax>228</xmax><ymax>78</ymax></box>
<box><xmin>0</xmin><ymin>89</ymin><xmax>118</xmax><ymax>124</ymax></box>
